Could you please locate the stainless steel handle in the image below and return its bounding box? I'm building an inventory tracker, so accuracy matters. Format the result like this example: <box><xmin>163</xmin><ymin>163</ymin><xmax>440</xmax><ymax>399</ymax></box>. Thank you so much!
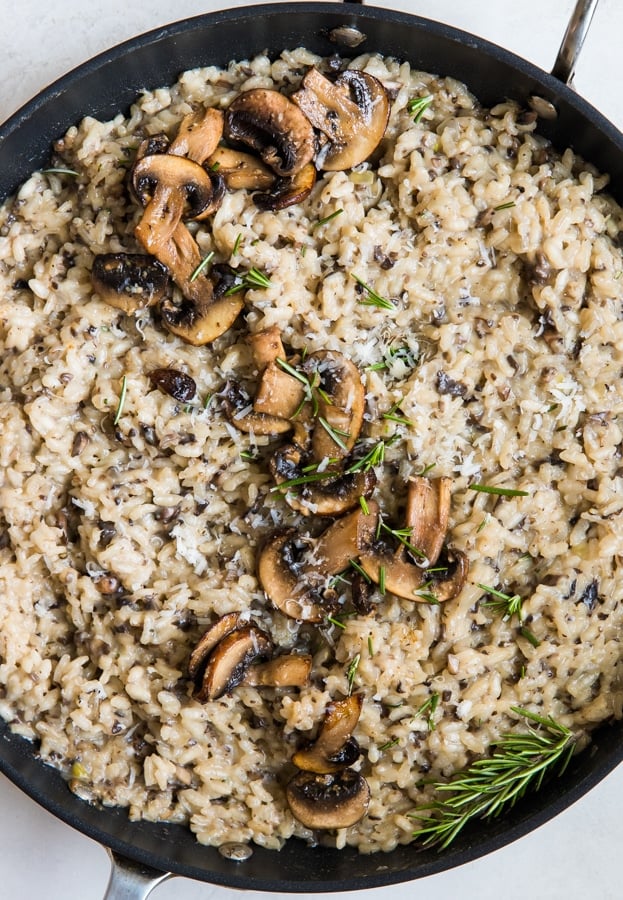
<box><xmin>103</xmin><ymin>850</ymin><xmax>172</xmax><ymax>900</ymax></box>
<box><xmin>551</xmin><ymin>0</ymin><xmax>600</xmax><ymax>85</ymax></box>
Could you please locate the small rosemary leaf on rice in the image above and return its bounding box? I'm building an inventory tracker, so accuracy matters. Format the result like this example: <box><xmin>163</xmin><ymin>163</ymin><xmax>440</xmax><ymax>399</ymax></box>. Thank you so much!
<box><xmin>189</xmin><ymin>250</ymin><xmax>214</xmax><ymax>282</ymax></box>
<box><xmin>113</xmin><ymin>375</ymin><xmax>128</xmax><ymax>426</ymax></box>
<box><xmin>469</xmin><ymin>484</ymin><xmax>529</xmax><ymax>497</ymax></box>
<box><xmin>351</xmin><ymin>273</ymin><xmax>394</xmax><ymax>310</ymax></box>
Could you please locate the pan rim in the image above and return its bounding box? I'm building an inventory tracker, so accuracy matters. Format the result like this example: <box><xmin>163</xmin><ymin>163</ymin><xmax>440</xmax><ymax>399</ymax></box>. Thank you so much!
<box><xmin>0</xmin><ymin>1</ymin><xmax>622</xmax><ymax>890</ymax></box>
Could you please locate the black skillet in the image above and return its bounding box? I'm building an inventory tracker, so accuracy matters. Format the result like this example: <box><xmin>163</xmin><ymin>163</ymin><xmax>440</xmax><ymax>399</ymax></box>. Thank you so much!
<box><xmin>0</xmin><ymin>2</ymin><xmax>621</xmax><ymax>897</ymax></box>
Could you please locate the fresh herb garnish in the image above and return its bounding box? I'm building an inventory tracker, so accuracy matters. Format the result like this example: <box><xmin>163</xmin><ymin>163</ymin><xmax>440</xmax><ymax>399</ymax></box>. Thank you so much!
<box><xmin>368</xmin><ymin>635</ymin><xmax>374</xmax><ymax>657</ymax></box>
<box><xmin>347</xmin><ymin>653</ymin><xmax>361</xmax><ymax>694</ymax></box>
<box><xmin>351</xmin><ymin>274</ymin><xmax>394</xmax><ymax>310</ymax></box>
<box><xmin>520</xmin><ymin>626</ymin><xmax>541</xmax><ymax>648</ymax></box>
<box><xmin>410</xmin><ymin>707</ymin><xmax>574</xmax><ymax>849</ymax></box>
<box><xmin>494</xmin><ymin>201</ymin><xmax>516</xmax><ymax>211</ymax></box>
<box><xmin>113</xmin><ymin>375</ymin><xmax>128</xmax><ymax>426</ymax></box>
<box><xmin>366</xmin><ymin>343</ymin><xmax>419</xmax><ymax>373</ymax></box>
<box><xmin>407</xmin><ymin>94</ymin><xmax>434</xmax><ymax>123</ymax></box>
<box><xmin>346</xmin><ymin>434</ymin><xmax>400</xmax><ymax>474</ymax></box>
<box><xmin>224</xmin><ymin>266</ymin><xmax>272</xmax><ymax>295</ymax></box>
<box><xmin>479</xmin><ymin>584</ymin><xmax>523</xmax><ymax>621</ymax></box>
<box><xmin>414</xmin><ymin>693</ymin><xmax>440</xmax><ymax>730</ymax></box>
<box><xmin>378</xmin><ymin>565</ymin><xmax>387</xmax><ymax>595</ymax></box>
<box><xmin>359</xmin><ymin>495</ymin><xmax>370</xmax><ymax>515</ymax></box>
<box><xmin>379</xmin><ymin>737</ymin><xmax>400</xmax><ymax>751</ymax></box>
<box><xmin>469</xmin><ymin>484</ymin><xmax>530</xmax><ymax>497</ymax></box>
<box><xmin>382</xmin><ymin>398</ymin><xmax>412</xmax><ymax>427</ymax></box>
<box><xmin>270</xmin><ymin>470</ymin><xmax>336</xmax><ymax>493</ymax></box>
<box><xmin>349</xmin><ymin>557</ymin><xmax>372</xmax><ymax>583</ymax></box>
<box><xmin>327</xmin><ymin>614</ymin><xmax>347</xmax><ymax>629</ymax></box>
<box><xmin>317</xmin><ymin>416</ymin><xmax>350</xmax><ymax>451</ymax></box>
<box><xmin>312</xmin><ymin>208</ymin><xmax>343</xmax><ymax>230</ymax></box>
<box><xmin>476</xmin><ymin>513</ymin><xmax>491</xmax><ymax>533</ymax></box>
<box><xmin>189</xmin><ymin>250</ymin><xmax>214</xmax><ymax>283</ymax></box>
<box><xmin>379</xmin><ymin>521</ymin><xmax>427</xmax><ymax>560</ymax></box>
<box><xmin>232</xmin><ymin>233</ymin><xmax>242</xmax><ymax>256</ymax></box>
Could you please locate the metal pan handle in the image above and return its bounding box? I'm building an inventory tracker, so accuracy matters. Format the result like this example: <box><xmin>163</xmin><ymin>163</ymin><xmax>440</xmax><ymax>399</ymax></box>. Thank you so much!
<box><xmin>103</xmin><ymin>850</ymin><xmax>172</xmax><ymax>900</ymax></box>
<box><xmin>551</xmin><ymin>0</ymin><xmax>600</xmax><ymax>84</ymax></box>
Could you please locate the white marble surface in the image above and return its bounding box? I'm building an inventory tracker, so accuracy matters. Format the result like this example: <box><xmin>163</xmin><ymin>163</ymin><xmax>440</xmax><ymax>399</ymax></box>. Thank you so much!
<box><xmin>2</xmin><ymin>1</ymin><xmax>623</xmax><ymax>898</ymax></box>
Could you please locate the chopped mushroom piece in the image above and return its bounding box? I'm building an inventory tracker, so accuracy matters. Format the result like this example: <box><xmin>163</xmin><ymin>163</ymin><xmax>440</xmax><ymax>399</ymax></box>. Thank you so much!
<box><xmin>195</xmin><ymin>624</ymin><xmax>273</xmax><ymax>702</ymax></box>
<box><xmin>303</xmin><ymin>350</ymin><xmax>366</xmax><ymax>462</ymax></box>
<box><xmin>169</xmin><ymin>107</ymin><xmax>224</xmax><ymax>163</ymax></box>
<box><xmin>222</xmin><ymin>381</ymin><xmax>295</xmax><ymax>436</ymax></box>
<box><xmin>271</xmin><ymin>443</ymin><xmax>376</xmax><ymax>517</ymax></box>
<box><xmin>286</xmin><ymin>769</ymin><xmax>370</xmax><ymax>829</ymax></box>
<box><xmin>292</xmin><ymin>694</ymin><xmax>363</xmax><ymax>774</ymax></box>
<box><xmin>188</xmin><ymin>611</ymin><xmax>243</xmax><ymax>681</ymax></box>
<box><xmin>91</xmin><ymin>252</ymin><xmax>168</xmax><ymax>313</ymax></box>
<box><xmin>292</xmin><ymin>67</ymin><xmax>390</xmax><ymax>171</ymax></box>
<box><xmin>148</xmin><ymin>368</ymin><xmax>196</xmax><ymax>402</ymax></box>
<box><xmin>257</xmin><ymin>529</ymin><xmax>336</xmax><ymax>623</ymax></box>
<box><xmin>242</xmin><ymin>653</ymin><xmax>312</xmax><ymax>688</ymax></box>
<box><xmin>206</xmin><ymin>146</ymin><xmax>276</xmax><ymax>191</ymax></box>
<box><xmin>248</xmin><ymin>325</ymin><xmax>287</xmax><ymax>370</ymax></box>
<box><xmin>253</xmin><ymin>162</ymin><xmax>317</xmax><ymax>212</ymax></box>
<box><xmin>312</xmin><ymin>503</ymin><xmax>379</xmax><ymax>573</ymax></box>
<box><xmin>252</xmin><ymin>362</ymin><xmax>306</xmax><ymax>420</ymax></box>
<box><xmin>224</xmin><ymin>89</ymin><xmax>315</xmax><ymax>177</ymax></box>
<box><xmin>405</xmin><ymin>476</ymin><xmax>451</xmax><ymax>566</ymax></box>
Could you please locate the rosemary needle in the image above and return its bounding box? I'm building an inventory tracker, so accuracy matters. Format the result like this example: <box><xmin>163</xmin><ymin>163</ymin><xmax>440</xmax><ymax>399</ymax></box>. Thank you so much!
<box><xmin>113</xmin><ymin>375</ymin><xmax>127</xmax><ymax>425</ymax></box>
<box><xmin>410</xmin><ymin>706</ymin><xmax>575</xmax><ymax>849</ymax></box>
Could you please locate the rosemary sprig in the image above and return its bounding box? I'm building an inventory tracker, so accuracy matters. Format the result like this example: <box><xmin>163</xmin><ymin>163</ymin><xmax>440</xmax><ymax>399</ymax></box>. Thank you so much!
<box><xmin>311</xmin><ymin>208</ymin><xmax>343</xmax><ymax>230</ymax></box>
<box><xmin>479</xmin><ymin>583</ymin><xmax>523</xmax><ymax>622</ymax></box>
<box><xmin>413</xmin><ymin>693</ymin><xmax>440</xmax><ymax>730</ymax></box>
<box><xmin>494</xmin><ymin>201</ymin><xmax>516</xmax><ymax>211</ymax></box>
<box><xmin>407</xmin><ymin>94</ymin><xmax>433</xmax><ymax>123</ymax></box>
<box><xmin>366</xmin><ymin>343</ymin><xmax>419</xmax><ymax>373</ymax></box>
<box><xmin>223</xmin><ymin>266</ymin><xmax>272</xmax><ymax>295</ymax></box>
<box><xmin>351</xmin><ymin>274</ymin><xmax>394</xmax><ymax>310</ymax></box>
<box><xmin>469</xmin><ymin>484</ymin><xmax>530</xmax><ymax>497</ymax></box>
<box><xmin>317</xmin><ymin>416</ymin><xmax>350</xmax><ymax>451</ymax></box>
<box><xmin>410</xmin><ymin>706</ymin><xmax>575</xmax><ymax>849</ymax></box>
<box><xmin>347</xmin><ymin>653</ymin><xmax>361</xmax><ymax>695</ymax></box>
<box><xmin>359</xmin><ymin>495</ymin><xmax>370</xmax><ymax>515</ymax></box>
<box><xmin>349</xmin><ymin>558</ymin><xmax>372</xmax><ymax>583</ymax></box>
<box><xmin>379</xmin><ymin>521</ymin><xmax>427</xmax><ymax>560</ymax></box>
<box><xmin>269</xmin><ymin>470</ymin><xmax>335</xmax><ymax>493</ymax></box>
<box><xmin>232</xmin><ymin>233</ymin><xmax>242</xmax><ymax>256</ymax></box>
<box><xmin>346</xmin><ymin>434</ymin><xmax>400</xmax><ymax>474</ymax></box>
<box><xmin>382</xmin><ymin>398</ymin><xmax>412</xmax><ymax>427</ymax></box>
<box><xmin>189</xmin><ymin>250</ymin><xmax>214</xmax><ymax>282</ymax></box>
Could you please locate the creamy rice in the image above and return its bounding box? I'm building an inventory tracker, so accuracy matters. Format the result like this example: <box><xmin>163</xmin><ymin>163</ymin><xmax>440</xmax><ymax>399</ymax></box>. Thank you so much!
<box><xmin>1</xmin><ymin>47</ymin><xmax>623</xmax><ymax>853</ymax></box>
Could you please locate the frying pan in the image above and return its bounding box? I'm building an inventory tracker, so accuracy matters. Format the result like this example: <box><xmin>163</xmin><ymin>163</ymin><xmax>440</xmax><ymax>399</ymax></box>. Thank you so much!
<box><xmin>1</xmin><ymin>1</ymin><xmax>622</xmax><ymax>897</ymax></box>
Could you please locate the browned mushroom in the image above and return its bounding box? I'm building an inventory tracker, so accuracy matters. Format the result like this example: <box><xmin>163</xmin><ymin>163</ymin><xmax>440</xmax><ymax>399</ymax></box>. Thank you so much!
<box><xmin>253</xmin><ymin>162</ymin><xmax>317</xmax><ymax>212</ymax></box>
<box><xmin>286</xmin><ymin>769</ymin><xmax>370</xmax><ymax>829</ymax></box>
<box><xmin>292</xmin><ymin>67</ymin><xmax>390</xmax><ymax>171</ymax></box>
<box><xmin>91</xmin><ymin>252</ymin><xmax>168</xmax><ymax>313</ymax></box>
<box><xmin>224</xmin><ymin>89</ymin><xmax>316</xmax><ymax>177</ymax></box>
<box><xmin>187</xmin><ymin>611</ymin><xmax>243</xmax><ymax>681</ymax></box>
<box><xmin>292</xmin><ymin>694</ymin><xmax>363</xmax><ymax>774</ymax></box>
<box><xmin>270</xmin><ymin>443</ymin><xmax>376</xmax><ymax>517</ymax></box>
<box><xmin>257</xmin><ymin>529</ymin><xmax>334</xmax><ymax>623</ymax></box>
<box><xmin>248</xmin><ymin>325</ymin><xmax>287</xmax><ymax>370</ymax></box>
<box><xmin>169</xmin><ymin>107</ymin><xmax>224</xmax><ymax>163</ymax></box>
<box><xmin>302</xmin><ymin>350</ymin><xmax>366</xmax><ymax>462</ymax></box>
<box><xmin>132</xmin><ymin>154</ymin><xmax>223</xmax><ymax>235</ymax></box>
<box><xmin>242</xmin><ymin>653</ymin><xmax>312</xmax><ymax>688</ymax></box>
<box><xmin>405</xmin><ymin>476</ymin><xmax>451</xmax><ymax>566</ymax></box>
<box><xmin>312</xmin><ymin>503</ymin><xmax>379</xmax><ymax>573</ymax></box>
<box><xmin>222</xmin><ymin>381</ymin><xmax>295</xmax><ymax>436</ymax></box>
<box><xmin>206</xmin><ymin>146</ymin><xmax>276</xmax><ymax>191</ymax></box>
<box><xmin>252</xmin><ymin>362</ymin><xmax>307</xmax><ymax>420</ymax></box>
<box><xmin>195</xmin><ymin>624</ymin><xmax>273</xmax><ymax>702</ymax></box>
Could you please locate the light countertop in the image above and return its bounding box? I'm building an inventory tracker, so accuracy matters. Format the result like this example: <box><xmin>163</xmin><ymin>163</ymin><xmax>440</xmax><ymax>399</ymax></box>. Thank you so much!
<box><xmin>2</xmin><ymin>2</ymin><xmax>622</xmax><ymax>898</ymax></box>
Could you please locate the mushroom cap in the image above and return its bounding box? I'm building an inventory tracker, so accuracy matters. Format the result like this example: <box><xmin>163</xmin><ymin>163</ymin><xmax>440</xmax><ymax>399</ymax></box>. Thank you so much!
<box><xmin>405</xmin><ymin>476</ymin><xmax>452</xmax><ymax>566</ymax></box>
<box><xmin>302</xmin><ymin>350</ymin><xmax>366</xmax><ymax>461</ymax></box>
<box><xmin>292</xmin><ymin>67</ymin><xmax>390</xmax><ymax>172</ymax></box>
<box><xmin>169</xmin><ymin>107</ymin><xmax>224</xmax><ymax>163</ymax></box>
<box><xmin>196</xmin><ymin>624</ymin><xmax>273</xmax><ymax>702</ymax></box>
<box><xmin>252</xmin><ymin>361</ymin><xmax>306</xmax><ymax>420</ymax></box>
<box><xmin>91</xmin><ymin>252</ymin><xmax>169</xmax><ymax>313</ymax></box>
<box><xmin>160</xmin><ymin>292</ymin><xmax>245</xmax><ymax>347</ymax></box>
<box><xmin>222</xmin><ymin>381</ymin><xmax>295</xmax><ymax>436</ymax></box>
<box><xmin>253</xmin><ymin>162</ymin><xmax>317</xmax><ymax>212</ymax></box>
<box><xmin>225</xmin><ymin>89</ymin><xmax>315</xmax><ymax>177</ymax></box>
<box><xmin>206</xmin><ymin>146</ymin><xmax>276</xmax><ymax>191</ymax></box>
<box><xmin>148</xmin><ymin>368</ymin><xmax>197</xmax><ymax>403</ymax></box>
<box><xmin>257</xmin><ymin>529</ymin><xmax>335</xmax><ymax>623</ymax></box>
<box><xmin>312</xmin><ymin>503</ymin><xmax>379</xmax><ymax>574</ymax></box>
<box><xmin>132</xmin><ymin>153</ymin><xmax>218</xmax><ymax>221</ymax></box>
<box><xmin>286</xmin><ymin>769</ymin><xmax>370</xmax><ymax>830</ymax></box>
<box><xmin>271</xmin><ymin>443</ymin><xmax>376</xmax><ymax>517</ymax></box>
<box><xmin>242</xmin><ymin>653</ymin><xmax>312</xmax><ymax>688</ymax></box>
<box><xmin>187</xmin><ymin>611</ymin><xmax>243</xmax><ymax>681</ymax></box>
<box><xmin>292</xmin><ymin>694</ymin><xmax>363</xmax><ymax>774</ymax></box>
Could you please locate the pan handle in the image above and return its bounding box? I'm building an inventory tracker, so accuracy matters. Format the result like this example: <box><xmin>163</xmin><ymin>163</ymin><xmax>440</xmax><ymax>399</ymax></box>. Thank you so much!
<box><xmin>102</xmin><ymin>849</ymin><xmax>172</xmax><ymax>900</ymax></box>
<box><xmin>551</xmin><ymin>0</ymin><xmax>600</xmax><ymax>85</ymax></box>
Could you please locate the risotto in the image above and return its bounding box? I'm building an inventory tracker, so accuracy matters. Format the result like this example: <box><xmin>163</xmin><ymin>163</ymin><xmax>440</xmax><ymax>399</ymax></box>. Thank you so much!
<box><xmin>1</xmin><ymin>46</ymin><xmax>623</xmax><ymax>853</ymax></box>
